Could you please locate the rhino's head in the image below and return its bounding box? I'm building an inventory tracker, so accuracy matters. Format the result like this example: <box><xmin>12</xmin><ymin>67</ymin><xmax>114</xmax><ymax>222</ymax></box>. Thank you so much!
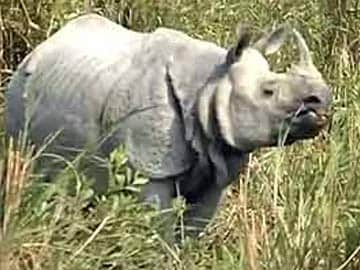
<box><xmin>207</xmin><ymin>25</ymin><xmax>331</xmax><ymax>151</ymax></box>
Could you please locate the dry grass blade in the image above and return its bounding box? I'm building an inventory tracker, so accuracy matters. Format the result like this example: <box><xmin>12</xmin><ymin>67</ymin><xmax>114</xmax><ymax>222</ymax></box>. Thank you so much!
<box><xmin>336</xmin><ymin>245</ymin><xmax>360</xmax><ymax>270</ymax></box>
<box><xmin>19</xmin><ymin>0</ymin><xmax>40</xmax><ymax>31</ymax></box>
<box><xmin>84</xmin><ymin>0</ymin><xmax>92</xmax><ymax>13</ymax></box>
<box><xmin>0</xmin><ymin>159</ymin><xmax>9</xmax><ymax>270</ymax></box>
<box><xmin>245</xmin><ymin>210</ymin><xmax>259</xmax><ymax>270</ymax></box>
<box><xmin>0</xmin><ymin>136</ymin><xmax>35</xmax><ymax>270</ymax></box>
<box><xmin>70</xmin><ymin>215</ymin><xmax>111</xmax><ymax>261</ymax></box>
<box><xmin>2</xmin><ymin>137</ymin><xmax>34</xmax><ymax>233</ymax></box>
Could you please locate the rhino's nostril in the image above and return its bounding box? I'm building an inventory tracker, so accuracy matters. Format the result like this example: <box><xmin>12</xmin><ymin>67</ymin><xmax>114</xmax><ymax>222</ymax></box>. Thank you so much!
<box><xmin>302</xmin><ymin>95</ymin><xmax>321</xmax><ymax>105</ymax></box>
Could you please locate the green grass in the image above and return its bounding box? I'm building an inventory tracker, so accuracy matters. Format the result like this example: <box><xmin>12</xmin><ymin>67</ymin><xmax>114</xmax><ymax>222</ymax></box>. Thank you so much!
<box><xmin>1</xmin><ymin>0</ymin><xmax>360</xmax><ymax>269</ymax></box>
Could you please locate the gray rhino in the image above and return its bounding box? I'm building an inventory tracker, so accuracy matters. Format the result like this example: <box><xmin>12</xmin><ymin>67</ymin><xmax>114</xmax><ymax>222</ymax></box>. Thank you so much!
<box><xmin>5</xmin><ymin>14</ymin><xmax>331</xmax><ymax>236</ymax></box>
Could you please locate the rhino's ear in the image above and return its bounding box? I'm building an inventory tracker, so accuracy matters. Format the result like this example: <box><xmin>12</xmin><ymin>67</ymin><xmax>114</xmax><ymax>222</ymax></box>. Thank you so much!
<box><xmin>226</xmin><ymin>25</ymin><xmax>252</xmax><ymax>65</ymax></box>
<box><xmin>254</xmin><ymin>24</ymin><xmax>290</xmax><ymax>55</ymax></box>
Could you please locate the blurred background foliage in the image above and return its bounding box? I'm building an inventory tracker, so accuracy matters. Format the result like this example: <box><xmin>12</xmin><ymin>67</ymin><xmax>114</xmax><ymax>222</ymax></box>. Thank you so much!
<box><xmin>0</xmin><ymin>0</ymin><xmax>360</xmax><ymax>270</ymax></box>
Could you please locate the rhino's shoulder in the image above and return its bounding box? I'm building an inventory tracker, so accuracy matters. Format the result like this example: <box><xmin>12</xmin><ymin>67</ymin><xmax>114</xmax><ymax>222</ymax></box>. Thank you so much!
<box><xmin>150</xmin><ymin>27</ymin><xmax>224</xmax><ymax>55</ymax></box>
<box><xmin>65</xmin><ymin>13</ymin><xmax>115</xmax><ymax>28</ymax></box>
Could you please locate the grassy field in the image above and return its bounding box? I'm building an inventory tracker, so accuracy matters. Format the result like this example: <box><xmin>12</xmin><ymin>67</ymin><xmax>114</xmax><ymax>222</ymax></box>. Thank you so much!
<box><xmin>1</xmin><ymin>0</ymin><xmax>360</xmax><ymax>269</ymax></box>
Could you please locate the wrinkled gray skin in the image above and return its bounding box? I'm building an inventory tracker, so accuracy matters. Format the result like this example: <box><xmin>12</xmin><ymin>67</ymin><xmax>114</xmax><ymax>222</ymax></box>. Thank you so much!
<box><xmin>5</xmin><ymin>14</ymin><xmax>331</xmax><ymax>237</ymax></box>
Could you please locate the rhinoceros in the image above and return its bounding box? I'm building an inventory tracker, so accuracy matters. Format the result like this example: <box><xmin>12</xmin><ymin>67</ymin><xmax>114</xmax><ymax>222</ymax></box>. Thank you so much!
<box><xmin>5</xmin><ymin>14</ymin><xmax>331</xmax><ymax>236</ymax></box>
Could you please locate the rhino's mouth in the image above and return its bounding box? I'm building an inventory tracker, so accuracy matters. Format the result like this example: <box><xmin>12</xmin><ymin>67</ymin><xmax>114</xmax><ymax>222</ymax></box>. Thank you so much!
<box><xmin>291</xmin><ymin>104</ymin><xmax>329</xmax><ymax>129</ymax></box>
<box><xmin>278</xmin><ymin>104</ymin><xmax>329</xmax><ymax>144</ymax></box>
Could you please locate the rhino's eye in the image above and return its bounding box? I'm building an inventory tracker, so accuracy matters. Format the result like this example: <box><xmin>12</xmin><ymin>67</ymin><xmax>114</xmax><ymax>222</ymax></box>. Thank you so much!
<box><xmin>262</xmin><ymin>88</ymin><xmax>274</xmax><ymax>97</ymax></box>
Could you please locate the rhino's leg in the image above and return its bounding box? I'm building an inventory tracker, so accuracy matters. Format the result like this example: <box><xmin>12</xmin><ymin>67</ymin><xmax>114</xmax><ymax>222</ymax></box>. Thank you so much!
<box><xmin>182</xmin><ymin>184</ymin><xmax>224</xmax><ymax>238</ymax></box>
<box><xmin>139</xmin><ymin>179</ymin><xmax>176</xmax><ymax>242</ymax></box>
<box><xmin>83</xmin><ymin>155</ymin><xmax>110</xmax><ymax>195</ymax></box>
<box><xmin>139</xmin><ymin>179</ymin><xmax>175</xmax><ymax>210</ymax></box>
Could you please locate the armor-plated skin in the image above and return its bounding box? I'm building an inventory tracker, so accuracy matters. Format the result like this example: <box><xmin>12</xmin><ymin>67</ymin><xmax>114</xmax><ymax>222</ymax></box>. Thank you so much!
<box><xmin>5</xmin><ymin>14</ymin><xmax>331</xmax><ymax>237</ymax></box>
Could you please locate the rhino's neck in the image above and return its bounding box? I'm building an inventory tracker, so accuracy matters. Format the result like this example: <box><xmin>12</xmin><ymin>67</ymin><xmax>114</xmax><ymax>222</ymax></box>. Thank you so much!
<box><xmin>186</xmin><ymin>59</ymin><xmax>250</xmax><ymax>188</ymax></box>
<box><xmin>194</xmin><ymin>91</ymin><xmax>250</xmax><ymax>188</ymax></box>
<box><xmin>196</xmin><ymin>65</ymin><xmax>239</xmax><ymax>147</ymax></box>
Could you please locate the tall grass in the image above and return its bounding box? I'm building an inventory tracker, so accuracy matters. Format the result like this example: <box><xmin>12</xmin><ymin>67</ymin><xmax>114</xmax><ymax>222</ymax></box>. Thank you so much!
<box><xmin>0</xmin><ymin>0</ymin><xmax>360</xmax><ymax>269</ymax></box>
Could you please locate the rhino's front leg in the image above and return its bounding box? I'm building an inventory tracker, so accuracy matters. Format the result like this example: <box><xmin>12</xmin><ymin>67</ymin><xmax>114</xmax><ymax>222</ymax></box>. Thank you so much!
<box><xmin>84</xmin><ymin>159</ymin><xmax>110</xmax><ymax>195</ymax></box>
<box><xmin>139</xmin><ymin>179</ymin><xmax>175</xmax><ymax>210</ymax></box>
<box><xmin>139</xmin><ymin>179</ymin><xmax>176</xmax><ymax>242</ymax></box>
<box><xmin>183</xmin><ymin>184</ymin><xmax>224</xmax><ymax>238</ymax></box>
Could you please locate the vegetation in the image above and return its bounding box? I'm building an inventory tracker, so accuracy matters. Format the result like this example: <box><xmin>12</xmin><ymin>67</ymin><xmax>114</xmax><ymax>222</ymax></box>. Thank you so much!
<box><xmin>0</xmin><ymin>0</ymin><xmax>359</xmax><ymax>269</ymax></box>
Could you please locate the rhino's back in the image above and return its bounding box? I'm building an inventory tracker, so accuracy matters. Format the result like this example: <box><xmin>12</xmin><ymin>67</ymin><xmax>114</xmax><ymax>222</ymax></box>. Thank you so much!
<box><xmin>6</xmin><ymin>14</ymin><xmax>226</xmax><ymax>178</ymax></box>
<box><xmin>6</xmin><ymin>14</ymin><xmax>146</xmax><ymax>154</ymax></box>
